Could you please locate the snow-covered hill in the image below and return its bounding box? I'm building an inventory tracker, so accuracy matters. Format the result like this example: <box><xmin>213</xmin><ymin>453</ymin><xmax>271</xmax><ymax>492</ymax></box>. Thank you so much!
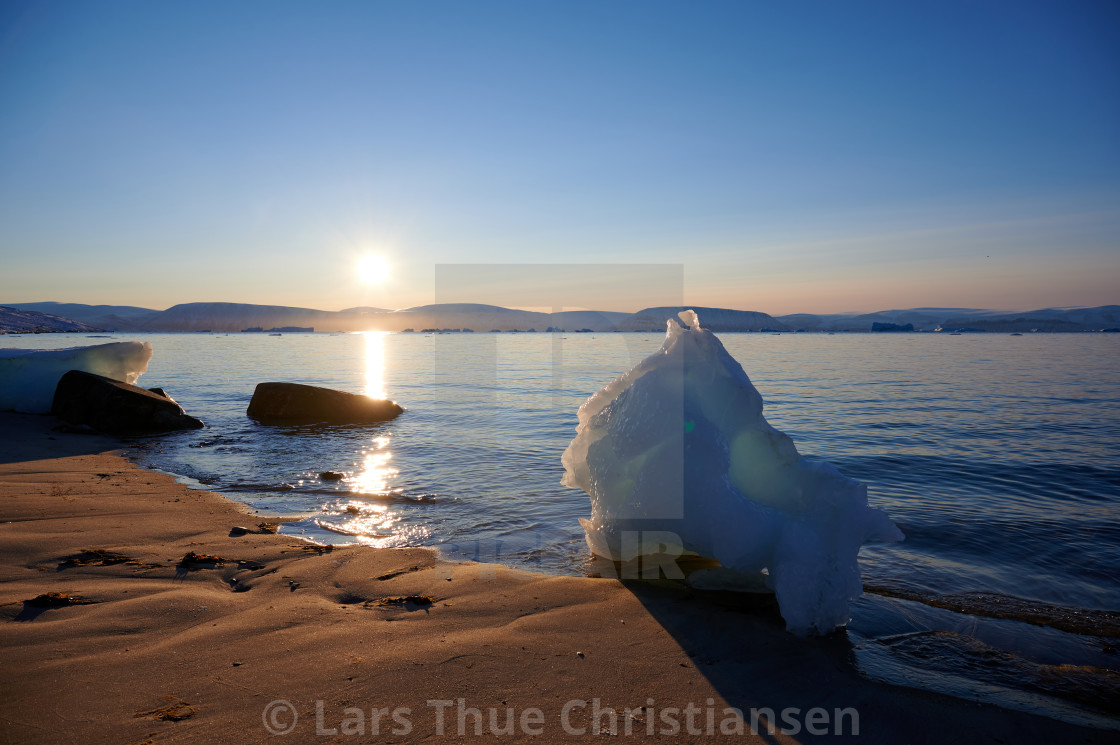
<box><xmin>0</xmin><ymin>306</ymin><xmax>105</xmax><ymax>334</ymax></box>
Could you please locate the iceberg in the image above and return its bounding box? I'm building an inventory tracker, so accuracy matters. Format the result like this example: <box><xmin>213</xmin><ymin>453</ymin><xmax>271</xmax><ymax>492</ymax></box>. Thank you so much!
<box><xmin>0</xmin><ymin>342</ymin><xmax>153</xmax><ymax>414</ymax></box>
<box><xmin>561</xmin><ymin>310</ymin><xmax>903</xmax><ymax>635</ymax></box>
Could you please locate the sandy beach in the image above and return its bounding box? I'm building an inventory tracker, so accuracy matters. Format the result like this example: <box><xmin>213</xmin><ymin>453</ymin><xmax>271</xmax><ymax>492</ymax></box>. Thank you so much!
<box><xmin>0</xmin><ymin>412</ymin><xmax>1108</xmax><ymax>744</ymax></box>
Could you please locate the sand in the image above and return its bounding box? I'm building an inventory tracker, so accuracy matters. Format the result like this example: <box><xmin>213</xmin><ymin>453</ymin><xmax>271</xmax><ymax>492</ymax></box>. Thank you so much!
<box><xmin>0</xmin><ymin>412</ymin><xmax>1108</xmax><ymax>744</ymax></box>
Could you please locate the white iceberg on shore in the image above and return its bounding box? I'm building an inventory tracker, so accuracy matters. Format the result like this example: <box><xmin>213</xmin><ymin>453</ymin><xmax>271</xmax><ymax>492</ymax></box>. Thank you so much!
<box><xmin>561</xmin><ymin>310</ymin><xmax>902</xmax><ymax>635</ymax></box>
<box><xmin>0</xmin><ymin>341</ymin><xmax>153</xmax><ymax>414</ymax></box>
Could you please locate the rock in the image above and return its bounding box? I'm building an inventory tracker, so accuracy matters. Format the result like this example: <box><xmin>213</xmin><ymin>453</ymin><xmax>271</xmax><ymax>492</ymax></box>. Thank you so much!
<box><xmin>320</xmin><ymin>471</ymin><xmax>345</xmax><ymax>481</ymax></box>
<box><xmin>246</xmin><ymin>382</ymin><xmax>403</xmax><ymax>425</ymax></box>
<box><xmin>25</xmin><ymin>592</ymin><xmax>96</xmax><ymax>608</ymax></box>
<box><xmin>51</xmin><ymin>370</ymin><xmax>205</xmax><ymax>435</ymax></box>
<box><xmin>229</xmin><ymin>526</ymin><xmax>252</xmax><ymax>536</ymax></box>
<box><xmin>179</xmin><ymin>551</ymin><xmax>228</xmax><ymax>568</ymax></box>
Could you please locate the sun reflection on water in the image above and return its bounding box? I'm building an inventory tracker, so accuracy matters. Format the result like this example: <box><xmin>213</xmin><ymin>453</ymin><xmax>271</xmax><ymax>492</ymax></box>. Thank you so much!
<box><xmin>325</xmin><ymin>429</ymin><xmax>412</xmax><ymax>544</ymax></box>
<box><xmin>363</xmin><ymin>330</ymin><xmax>388</xmax><ymax>399</ymax></box>
<box><xmin>304</xmin><ymin>332</ymin><xmax>430</xmax><ymax>547</ymax></box>
<box><xmin>353</xmin><ymin>435</ymin><xmax>398</xmax><ymax>495</ymax></box>
<box><xmin>314</xmin><ymin>493</ymin><xmax>431</xmax><ymax>548</ymax></box>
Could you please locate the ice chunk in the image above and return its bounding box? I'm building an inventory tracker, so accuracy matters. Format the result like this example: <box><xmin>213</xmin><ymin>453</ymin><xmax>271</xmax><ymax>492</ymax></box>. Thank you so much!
<box><xmin>561</xmin><ymin>310</ymin><xmax>903</xmax><ymax>635</ymax></box>
<box><xmin>0</xmin><ymin>342</ymin><xmax>153</xmax><ymax>413</ymax></box>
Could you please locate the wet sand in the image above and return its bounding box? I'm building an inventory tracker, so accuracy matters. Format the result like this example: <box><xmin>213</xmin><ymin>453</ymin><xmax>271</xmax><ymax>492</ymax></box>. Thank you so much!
<box><xmin>0</xmin><ymin>412</ymin><xmax>1109</xmax><ymax>743</ymax></box>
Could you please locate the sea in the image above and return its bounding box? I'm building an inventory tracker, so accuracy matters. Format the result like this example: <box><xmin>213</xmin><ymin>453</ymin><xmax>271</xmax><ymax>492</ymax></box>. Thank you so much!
<box><xmin>8</xmin><ymin>329</ymin><xmax>1120</xmax><ymax>727</ymax></box>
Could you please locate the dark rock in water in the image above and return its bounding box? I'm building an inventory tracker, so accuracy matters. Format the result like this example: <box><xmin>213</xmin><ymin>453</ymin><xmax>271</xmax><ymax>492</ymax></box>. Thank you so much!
<box><xmin>51</xmin><ymin>370</ymin><xmax>205</xmax><ymax>435</ymax></box>
<box><xmin>320</xmin><ymin>471</ymin><xmax>345</xmax><ymax>481</ymax></box>
<box><xmin>247</xmin><ymin>382</ymin><xmax>404</xmax><ymax>425</ymax></box>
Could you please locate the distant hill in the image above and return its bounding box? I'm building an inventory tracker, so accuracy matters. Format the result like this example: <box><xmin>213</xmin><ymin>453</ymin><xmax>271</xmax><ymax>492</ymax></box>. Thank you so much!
<box><xmin>384</xmin><ymin>303</ymin><xmax>548</xmax><ymax>332</ymax></box>
<box><xmin>4</xmin><ymin>301</ymin><xmax>1117</xmax><ymax>334</ymax></box>
<box><xmin>551</xmin><ymin>309</ymin><xmax>632</xmax><ymax>329</ymax></box>
<box><xmin>142</xmin><ymin>302</ymin><xmax>359</xmax><ymax>332</ymax></box>
<box><xmin>774</xmin><ymin>308</ymin><xmax>994</xmax><ymax>332</ymax></box>
<box><xmin>775</xmin><ymin>306</ymin><xmax>1120</xmax><ymax>332</ymax></box>
<box><xmin>618</xmin><ymin>307</ymin><xmax>787</xmax><ymax>332</ymax></box>
<box><xmin>0</xmin><ymin>301</ymin><xmax>633</xmax><ymax>333</ymax></box>
<box><xmin>381</xmin><ymin>304</ymin><xmax>633</xmax><ymax>332</ymax></box>
<box><xmin>941</xmin><ymin>305</ymin><xmax>1120</xmax><ymax>333</ymax></box>
<box><xmin>0</xmin><ymin>306</ymin><xmax>105</xmax><ymax>334</ymax></box>
<box><xmin>3</xmin><ymin>301</ymin><xmax>158</xmax><ymax>332</ymax></box>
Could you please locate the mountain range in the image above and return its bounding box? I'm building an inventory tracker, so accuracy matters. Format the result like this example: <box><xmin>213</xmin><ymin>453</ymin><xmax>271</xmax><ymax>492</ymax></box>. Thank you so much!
<box><xmin>3</xmin><ymin>301</ymin><xmax>1118</xmax><ymax>334</ymax></box>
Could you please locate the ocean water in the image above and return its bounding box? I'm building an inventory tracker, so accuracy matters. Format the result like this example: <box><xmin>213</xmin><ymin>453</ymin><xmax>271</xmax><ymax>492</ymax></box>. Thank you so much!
<box><xmin>8</xmin><ymin>329</ymin><xmax>1120</xmax><ymax>725</ymax></box>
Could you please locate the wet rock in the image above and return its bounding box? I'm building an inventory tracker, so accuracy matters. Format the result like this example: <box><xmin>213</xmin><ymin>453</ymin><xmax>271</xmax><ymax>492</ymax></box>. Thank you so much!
<box><xmin>179</xmin><ymin>551</ymin><xmax>230</xmax><ymax>568</ymax></box>
<box><xmin>58</xmin><ymin>549</ymin><xmax>158</xmax><ymax>570</ymax></box>
<box><xmin>51</xmin><ymin>370</ymin><xmax>204</xmax><ymax>435</ymax></box>
<box><xmin>25</xmin><ymin>592</ymin><xmax>96</xmax><ymax>607</ymax></box>
<box><xmin>367</xmin><ymin>595</ymin><xmax>435</xmax><ymax>611</ymax></box>
<box><xmin>246</xmin><ymin>382</ymin><xmax>403</xmax><ymax>425</ymax></box>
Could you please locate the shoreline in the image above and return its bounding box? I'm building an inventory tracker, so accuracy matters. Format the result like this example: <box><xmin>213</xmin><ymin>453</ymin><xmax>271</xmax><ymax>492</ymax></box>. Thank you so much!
<box><xmin>0</xmin><ymin>412</ymin><xmax>1112</xmax><ymax>743</ymax></box>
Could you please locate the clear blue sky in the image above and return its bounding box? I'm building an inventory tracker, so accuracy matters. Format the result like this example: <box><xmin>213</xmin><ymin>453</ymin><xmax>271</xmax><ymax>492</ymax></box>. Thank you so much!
<box><xmin>1</xmin><ymin>0</ymin><xmax>1117</xmax><ymax>313</ymax></box>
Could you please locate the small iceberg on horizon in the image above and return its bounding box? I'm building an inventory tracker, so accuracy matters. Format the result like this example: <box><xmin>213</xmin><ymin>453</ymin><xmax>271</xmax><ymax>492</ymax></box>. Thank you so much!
<box><xmin>561</xmin><ymin>310</ymin><xmax>903</xmax><ymax>636</ymax></box>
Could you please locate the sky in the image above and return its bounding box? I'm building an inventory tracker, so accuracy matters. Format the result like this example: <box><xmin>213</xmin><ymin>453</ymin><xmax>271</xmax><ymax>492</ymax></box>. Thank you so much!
<box><xmin>1</xmin><ymin>0</ymin><xmax>1117</xmax><ymax>314</ymax></box>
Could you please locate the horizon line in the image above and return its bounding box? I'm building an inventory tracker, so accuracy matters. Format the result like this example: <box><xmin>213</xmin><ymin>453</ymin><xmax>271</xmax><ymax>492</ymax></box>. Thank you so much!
<box><xmin>8</xmin><ymin>298</ymin><xmax>1110</xmax><ymax>318</ymax></box>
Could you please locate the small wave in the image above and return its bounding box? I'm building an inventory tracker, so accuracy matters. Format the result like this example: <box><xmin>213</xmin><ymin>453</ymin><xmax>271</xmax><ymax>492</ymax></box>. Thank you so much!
<box><xmin>864</xmin><ymin>630</ymin><xmax>1120</xmax><ymax>719</ymax></box>
<box><xmin>864</xmin><ymin>584</ymin><xmax>1120</xmax><ymax>637</ymax></box>
<box><xmin>225</xmin><ymin>482</ymin><xmax>297</xmax><ymax>493</ymax></box>
<box><xmin>220</xmin><ymin>481</ymin><xmax>442</xmax><ymax>505</ymax></box>
<box><xmin>320</xmin><ymin>491</ymin><xmax>443</xmax><ymax>505</ymax></box>
<box><xmin>345</xmin><ymin>490</ymin><xmax>442</xmax><ymax>504</ymax></box>
<box><xmin>313</xmin><ymin>519</ymin><xmax>383</xmax><ymax>537</ymax></box>
<box><xmin>188</xmin><ymin>434</ymin><xmax>250</xmax><ymax>448</ymax></box>
<box><xmin>309</xmin><ymin>516</ymin><xmax>432</xmax><ymax>545</ymax></box>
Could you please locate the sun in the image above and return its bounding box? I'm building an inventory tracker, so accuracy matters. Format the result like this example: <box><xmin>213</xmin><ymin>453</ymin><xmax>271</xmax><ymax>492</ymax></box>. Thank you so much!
<box><xmin>357</xmin><ymin>255</ymin><xmax>390</xmax><ymax>285</ymax></box>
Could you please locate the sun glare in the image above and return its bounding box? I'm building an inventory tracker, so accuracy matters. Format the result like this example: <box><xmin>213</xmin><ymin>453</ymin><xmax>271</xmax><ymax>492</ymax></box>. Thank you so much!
<box><xmin>357</xmin><ymin>255</ymin><xmax>389</xmax><ymax>285</ymax></box>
